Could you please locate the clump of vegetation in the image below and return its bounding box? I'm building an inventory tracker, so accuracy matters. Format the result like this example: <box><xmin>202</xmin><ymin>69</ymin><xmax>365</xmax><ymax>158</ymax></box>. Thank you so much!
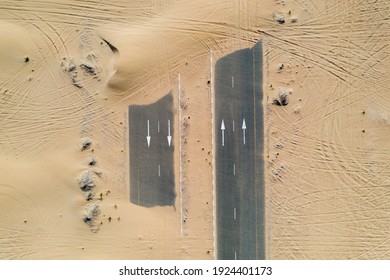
<box><xmin>81</xmin><ymin>138</ymin><xmax>92</xmax><ymax>151</ymax></box>
<box><xmin>78</xmin><ymin>170</ymin><xmax>95</xmax><ymax>192</ymax></box>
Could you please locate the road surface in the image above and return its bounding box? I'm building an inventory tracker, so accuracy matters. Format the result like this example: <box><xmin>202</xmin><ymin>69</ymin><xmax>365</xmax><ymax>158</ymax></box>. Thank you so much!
<box><xmin>215</xmin><ymin>41</ymin><xmax>265</xmax><ymax>260</ymax></box>
<box><xmin>128</xmin><ymin>93</ymin><xmax>176</xmax><ymax>208</ymax></box>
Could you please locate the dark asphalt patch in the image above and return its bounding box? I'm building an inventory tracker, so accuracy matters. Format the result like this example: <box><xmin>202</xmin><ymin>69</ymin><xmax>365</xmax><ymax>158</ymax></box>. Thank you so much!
<box><xmin>215</xmin><ymin>41</ymin><xmax>265</xmax><ymax>260</ymax></box>
<box><xmin>128</xmin><ymin>92</ymin><xmax>176</xmax><ymax>208</ymax></box>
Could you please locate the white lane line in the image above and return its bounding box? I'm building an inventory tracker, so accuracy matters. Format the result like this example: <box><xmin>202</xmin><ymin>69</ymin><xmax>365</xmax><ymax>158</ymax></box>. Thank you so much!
<box><xmin>158</xmin><ymin>121</ymin><xmax>160</xmax><ymax>133</ymax></box>
<box><xmin>158</xmin><ymin>164</ymin><xmax>161</xmax><ymax>177</ymax></box>
<box><xmin>233</xmin><ymin>164</ymin><xmax>236</xmax><ymax>176</ymax></box>
<box><xmin>232</xmin><ymin>76</ymin><xmax>234</xmax><ymax>88</ymax></box>
<box><xmin>233</xmin><ymin>120</ymin><xmax>235</xmax><ymax>132</ymax></box>
<box><xmin>234</xmin><ymin>207</ymin><xmax>236</xmax><ymax>220</ymax></box>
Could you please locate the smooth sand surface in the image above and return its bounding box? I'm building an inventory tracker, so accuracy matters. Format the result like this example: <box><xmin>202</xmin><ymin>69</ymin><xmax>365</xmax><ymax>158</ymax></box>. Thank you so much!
<box><xmin>0</xmin><ymin>0</ymin><xmax>389</xmax><ymax>259</ymax></box>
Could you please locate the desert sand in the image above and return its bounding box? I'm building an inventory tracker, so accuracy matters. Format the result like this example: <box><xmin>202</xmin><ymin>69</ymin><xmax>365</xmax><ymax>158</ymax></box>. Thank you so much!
<box><xmin>0</xmin><ymin>0</ymin><xmax>389</xmax><ymax>259</ymax></box>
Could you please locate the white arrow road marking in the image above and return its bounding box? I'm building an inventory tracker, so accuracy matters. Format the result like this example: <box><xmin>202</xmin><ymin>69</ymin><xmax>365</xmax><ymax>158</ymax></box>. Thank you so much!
<box><xmin>146</xmin><ymin>120</ymin><xmax>151</xmax><ymax>147</ymax></box>
<box><xmin>221</xmin><ymin>119</ymin><xmax>225</xmax><ymax>146</ymax></box>
<box><xmin>234</xmin><ymin>207</ymin><xmax>236</xmax><ymax>220</ymax></box>
<box><xmin>158</xmin><ymin>164</ymin><xmax>161</xmax><ymax>177</ymax></box>
<box><xmin>167</xmin><ymin>119</ymin><xmax>172</xmax><ymax>146</ymax></box>
<box><xmin>242</xmin><ymin>118</ymin><xmax>246</xmax><ymax>145</ymax></box>
<box><xmin>233</xmin><ymin>164</ymin><xmax>236</xmax><ymax>176</ymax></box>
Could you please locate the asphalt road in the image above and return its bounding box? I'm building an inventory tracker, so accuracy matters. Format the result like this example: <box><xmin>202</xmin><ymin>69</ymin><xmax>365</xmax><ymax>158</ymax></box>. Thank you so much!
<box><xmin>215</xmin><ymin>41</ymin><xmax>265</xmax><ymax>260</ymax></box>
<box><xmin>128</xmin><ymin>93</ymin><xmax>176</xmax><ymax>208</ymax></box>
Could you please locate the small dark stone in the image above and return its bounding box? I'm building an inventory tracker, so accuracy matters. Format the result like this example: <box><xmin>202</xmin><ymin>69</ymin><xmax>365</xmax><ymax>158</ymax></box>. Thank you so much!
<box><xmin>24</xmin><ymin>57</ymin><xmax>29</xmax><ymax>63</ymax></box>
<box><xmin>83</xmin><ymin>216</ymin><xmax>92</xmax><ymax>223</ymax></box>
